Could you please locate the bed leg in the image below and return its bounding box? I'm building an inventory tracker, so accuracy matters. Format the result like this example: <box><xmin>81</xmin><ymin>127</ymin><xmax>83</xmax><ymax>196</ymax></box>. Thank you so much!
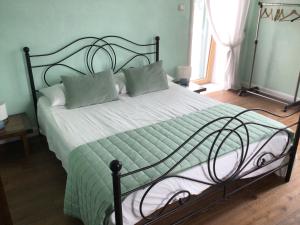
<box><xmin>110</xmin><ymin>160</ymin><xmax>123</xmax><ymax>225</ymax></box>
<box><xmin>285</xmin><ymin>114</ymin><xmax>300</xmax><ymax>182</ymax></box>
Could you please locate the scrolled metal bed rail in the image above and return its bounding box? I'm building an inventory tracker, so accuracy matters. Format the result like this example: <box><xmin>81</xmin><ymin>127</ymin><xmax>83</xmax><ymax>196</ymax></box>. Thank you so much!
<box><xmin>110</xmin><ymin>108</ymin><xmax>300</xmax><ymax>225</ymax></box>
<box><xmin>23</xmin><ymin>35</ymin><xmax>160</xmax><ymax>116</ymax></box>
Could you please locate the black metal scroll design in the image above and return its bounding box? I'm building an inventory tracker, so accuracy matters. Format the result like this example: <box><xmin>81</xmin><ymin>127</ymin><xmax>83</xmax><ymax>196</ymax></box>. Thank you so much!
<box><xmin>23</xmin><ymin>36</ymin><xmax>160</xmax><ymax>113</ymax></box>
<box><xmin>110</xmin><ymin>108</ymin><xmax>300</xmax><ymax>225</ymax></box>
<box><xmin>28</xmin><ymin>36</ymin><xmax>159</xmax><ymax>86</ymax></box>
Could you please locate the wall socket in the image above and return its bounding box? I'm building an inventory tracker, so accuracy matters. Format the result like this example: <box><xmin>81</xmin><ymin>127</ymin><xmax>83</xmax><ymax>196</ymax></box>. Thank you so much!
<box><xmin>178</xmin><ymin>3</ymin><xmax>185</xmax><ymax>11</ymax></box>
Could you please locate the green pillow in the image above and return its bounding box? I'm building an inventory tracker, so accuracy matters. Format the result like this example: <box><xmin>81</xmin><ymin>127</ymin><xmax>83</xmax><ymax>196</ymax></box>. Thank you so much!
<box><xmin>62</xmin><ymin>70</ymin><xmax>118</xmax><ymax>109</ymax></box>
<box><xmin>124</xmin><ymin>60</ymin><xmax>169</xmax><ymax>97</ymax></box>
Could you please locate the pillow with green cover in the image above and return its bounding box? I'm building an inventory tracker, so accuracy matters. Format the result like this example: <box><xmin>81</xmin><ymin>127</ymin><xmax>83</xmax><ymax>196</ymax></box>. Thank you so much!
<box><xmin>62</xmin><ymin>69</ymin><xmax>118</xmax><ymax>109</ymax></box>
<box><xmin>124</xmin><ymin>60</ymin><xmax>168</xmax><ymax>97</ymax></box>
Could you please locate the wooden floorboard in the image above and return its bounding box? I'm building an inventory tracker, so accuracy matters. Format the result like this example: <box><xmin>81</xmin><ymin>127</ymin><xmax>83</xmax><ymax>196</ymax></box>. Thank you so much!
<box><xmin>0</xmin><ymin>90</ymin><xmax>300</xmax><ymax>225</ymax></box>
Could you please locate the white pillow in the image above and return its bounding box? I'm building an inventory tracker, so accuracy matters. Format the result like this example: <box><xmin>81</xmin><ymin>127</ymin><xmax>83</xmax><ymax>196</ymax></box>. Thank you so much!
<box><xmin>113</xmin><ymin>72</ymin><xmax>127</xmax><ymax>94</ymax></box>
<box><xmin>39</xmin><ymin>83</ymin><xmax>66</xmax><ymax>106</ymax></box>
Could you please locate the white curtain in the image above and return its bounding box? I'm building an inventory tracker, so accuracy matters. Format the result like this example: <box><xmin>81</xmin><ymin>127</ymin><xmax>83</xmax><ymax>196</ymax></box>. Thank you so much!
<box><xmin>205</xmin><ymin>0</ymin><xmax>250</xmax><ymax>89</ymax></box>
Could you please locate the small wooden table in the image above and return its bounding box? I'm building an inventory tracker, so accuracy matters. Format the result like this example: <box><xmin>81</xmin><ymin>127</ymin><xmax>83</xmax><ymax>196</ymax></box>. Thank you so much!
<box><xmin>173</xmin><ymin>80</ymin><xmax>207</xmax><ymax>93</ymax></box>
<box><xmin>0</xmin><ymin>113</ymin><xmax>33</xmax><ymax>157</ymax></box>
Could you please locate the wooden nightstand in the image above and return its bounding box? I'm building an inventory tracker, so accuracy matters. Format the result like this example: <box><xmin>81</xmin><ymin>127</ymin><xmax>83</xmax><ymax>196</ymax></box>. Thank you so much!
<box><xmin>173</xmin><ymin>80</ymin><xmax>207</xmax><ymax>93</ymax></box>
<box><xmin>187</xmin><ymin>82</ymin><xmax>207</xmax><ymax>93</ymax></box>
<box><xmin>0</xmin><ymin>113</ymin><xmax>33</xmax><ymax>157</ymax></box>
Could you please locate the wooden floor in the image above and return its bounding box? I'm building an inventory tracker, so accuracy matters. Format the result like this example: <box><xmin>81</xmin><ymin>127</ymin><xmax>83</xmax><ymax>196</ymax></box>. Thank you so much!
<box><xmin>1</xmin><ymin>90</ymin><xmax>300</xmax><ymax>225</ymax></box>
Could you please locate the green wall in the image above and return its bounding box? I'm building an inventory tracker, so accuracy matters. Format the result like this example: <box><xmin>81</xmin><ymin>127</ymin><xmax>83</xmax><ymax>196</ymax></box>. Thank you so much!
<box><xmin>238</xmin><ymin>0</ymin><xmax>300</xmax><ymax>97</ymax></box>
<box><xmin>0</xmin><ymin>0</ymin><xmax>191</xmax><ymax>124</ymax></box>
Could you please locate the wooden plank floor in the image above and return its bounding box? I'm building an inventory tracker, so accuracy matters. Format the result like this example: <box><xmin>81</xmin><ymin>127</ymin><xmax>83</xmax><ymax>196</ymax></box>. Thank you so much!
<box><xmin>0</xmin><ymin>90</ymin><xmax>300</xmax><ymax>225</ymax></box>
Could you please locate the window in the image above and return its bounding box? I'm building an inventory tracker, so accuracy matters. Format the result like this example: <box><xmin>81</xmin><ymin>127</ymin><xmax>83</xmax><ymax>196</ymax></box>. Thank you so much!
<box><xmin>190</xmin><ymin>0</ymin><xmax>216</xmax><ymax>84</ymax></box>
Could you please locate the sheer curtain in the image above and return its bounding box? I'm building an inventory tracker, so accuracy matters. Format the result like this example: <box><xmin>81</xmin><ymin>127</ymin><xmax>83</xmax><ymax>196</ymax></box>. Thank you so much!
<box><xmin>205</xmin><ymin>0</ymin><xmax>250</xmax><ymax>89</ymax></box>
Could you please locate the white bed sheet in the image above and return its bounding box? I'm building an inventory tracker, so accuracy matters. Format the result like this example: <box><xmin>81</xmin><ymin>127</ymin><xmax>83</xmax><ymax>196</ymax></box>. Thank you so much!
<box><xmin>37</xmin><ymin>83</ymin><xmax>290</xmax><ymax>225</ymax></box>
<box><xmin>38</xmin><ymin>82</ymin><xmax>219</xmax><ymax>170</ymax></box>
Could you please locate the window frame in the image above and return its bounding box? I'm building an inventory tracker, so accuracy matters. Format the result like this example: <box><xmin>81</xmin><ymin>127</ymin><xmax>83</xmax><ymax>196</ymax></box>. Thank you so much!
<box><xmin>188</xmin><ymin>0</ymin><xmax>216</xmax><ymax>85</ymax></box>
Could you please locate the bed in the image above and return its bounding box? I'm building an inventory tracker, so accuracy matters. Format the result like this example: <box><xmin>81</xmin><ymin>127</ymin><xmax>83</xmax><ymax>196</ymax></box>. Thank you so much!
<box><xmin>23</xmin><ymin>35</ymin><xmax>300</xmax><ymax>225</ymax></box>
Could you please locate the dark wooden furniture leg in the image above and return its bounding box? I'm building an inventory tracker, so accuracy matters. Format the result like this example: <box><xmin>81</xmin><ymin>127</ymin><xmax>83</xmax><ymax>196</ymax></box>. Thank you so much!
<box><xmin>21</xmin><ymin>134</ymin><xmax>30</xmax><ymax>157</ymax></box>
<box><xmin>0</xmin><ymin>174</ymin><xmax>13</xmax><ymax>225</ymax></box>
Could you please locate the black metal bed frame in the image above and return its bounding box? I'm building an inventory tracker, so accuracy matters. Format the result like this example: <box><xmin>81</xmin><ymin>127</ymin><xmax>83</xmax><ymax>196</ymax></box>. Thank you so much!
<box><xmin>110</xmin><ymin>108</ymin><xmax>300</xmax><ymax>225</ymax></box>
<box><xmin>23</xmin><ymin>35</ymin><xmax>160</xmax><ymax>116</ymax></box>
<box><xmin>22</xmin><ymin>35</ymin><xmax>300</xmax><ymax>225</ymax></box>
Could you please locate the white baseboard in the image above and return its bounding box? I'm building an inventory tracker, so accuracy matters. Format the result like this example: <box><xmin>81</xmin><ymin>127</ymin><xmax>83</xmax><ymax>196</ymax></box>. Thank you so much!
<box><xmin>241</xmin><ymin>82</ymin><xmax>298</xmax><ymax>103</ymax></box>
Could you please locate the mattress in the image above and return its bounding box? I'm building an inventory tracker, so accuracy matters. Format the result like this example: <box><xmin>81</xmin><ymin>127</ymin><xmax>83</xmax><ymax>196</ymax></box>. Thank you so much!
<box><xmin>37</xmin><ymin>82</ymin><xmax>219</xmax><ymax>170</ymax></box>
<box><xmin>37</xmin><ymin>83</ymin><xmax>290</xmax><ymax>225</ymax></box>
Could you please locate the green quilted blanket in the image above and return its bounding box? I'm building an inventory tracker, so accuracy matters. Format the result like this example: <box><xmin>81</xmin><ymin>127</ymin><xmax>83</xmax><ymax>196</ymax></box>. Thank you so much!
<box><xmin>64</xmin><ymin>103</ymin><xmax>285</xmax><ymax>225</ymax></box>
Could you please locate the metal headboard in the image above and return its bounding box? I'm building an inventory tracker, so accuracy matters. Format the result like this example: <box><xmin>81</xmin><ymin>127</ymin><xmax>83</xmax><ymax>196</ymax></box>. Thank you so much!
<box><xmin>23</xmin><ymin>35</ymin><xmax>160</xmax><ymax>115</ymax></box>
